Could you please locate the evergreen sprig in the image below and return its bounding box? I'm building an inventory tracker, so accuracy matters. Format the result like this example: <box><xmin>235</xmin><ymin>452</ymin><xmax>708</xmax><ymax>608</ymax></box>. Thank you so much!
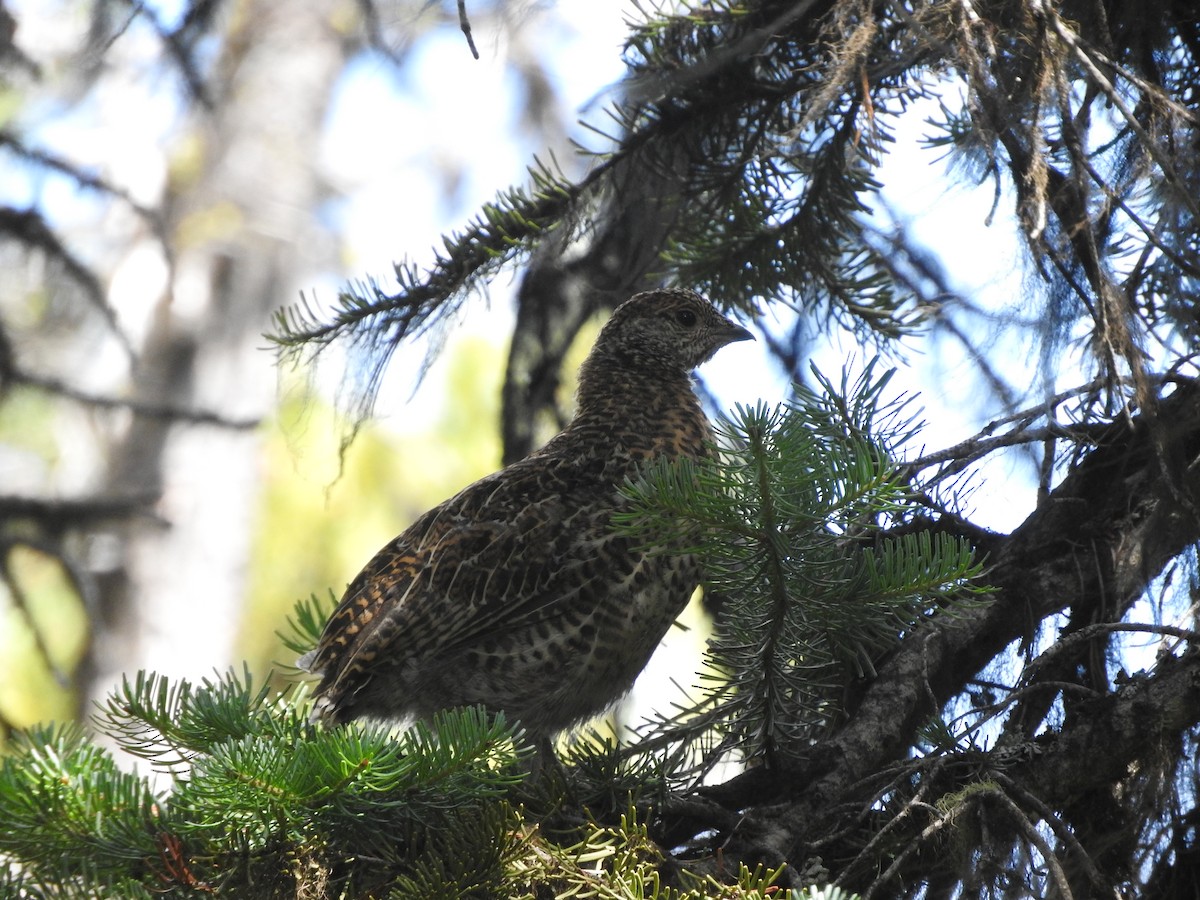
<box><xmin>268</xmin><ymin>153</ymin><xmax>581</xmax><ymax>353</ymax></box>
<box><xmin>0</xmin><ymin>669</ymin><xmax>823</xmax><ymax>897</ymax></box>
<box><xmin>0</xmin><ymin>667</ymin><xmax>825</xmax><ymax>897</ymax></box>
<box><xmin>615</xmin><ymin>364</ymin><xmax>987</xmax><ymax>768</ymax></box>
<box><xmin>278</xmin><ymin>590</ymin><xmax>338</xmax><ymax>657</ymax></box>
<box><xmin>92</xmin><ymin>666</ymin><xmax>277</xmax><ymax>772</ymax></box>
<box><xmin>0</xmin><ymin>670</ymin><xmax>533</xmax><ymax>897</ymax></box>
<box><xmin>0</xmin><ymin>723</ymin><xmax>163</xmax><ymax>887</ymax></box>
<box><xmin>265</xmin><ymin>154</ymin><xmax>592</xmax><ymax>430</ymax></box>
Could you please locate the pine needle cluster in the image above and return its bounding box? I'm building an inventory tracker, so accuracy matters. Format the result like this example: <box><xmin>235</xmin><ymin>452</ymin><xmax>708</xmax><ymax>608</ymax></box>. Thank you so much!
<box><xmin>614</xmin><ymin>364</ymin><xmax>986</xmax><ymax>775</ymax></box>
<box><xmin>0</xmin><ymin>670</ymin><xmax>833</xmax><ymax>898</ymax></box>
<box><xmin>0</xmin><ymin>669</ymin><xmax>531</xmax><ymax>898</ymax></box>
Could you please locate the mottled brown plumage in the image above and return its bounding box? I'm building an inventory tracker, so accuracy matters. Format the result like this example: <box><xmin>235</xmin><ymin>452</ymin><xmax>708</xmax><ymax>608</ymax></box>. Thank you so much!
<box><xmin>300</xmin><ymin>289</ymin><xmax>753</xmax><ymax>740</ymax></box>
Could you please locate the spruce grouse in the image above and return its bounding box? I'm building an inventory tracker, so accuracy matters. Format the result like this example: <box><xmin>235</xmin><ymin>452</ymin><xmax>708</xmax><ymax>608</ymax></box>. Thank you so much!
<box><xmin>300</xmin><ymin>288</ymin><xmax>753</xmax><ymax>741</ymax></box>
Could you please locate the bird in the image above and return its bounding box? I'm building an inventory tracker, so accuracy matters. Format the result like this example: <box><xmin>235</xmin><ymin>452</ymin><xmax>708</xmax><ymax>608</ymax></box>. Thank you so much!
<box><xmin>299</xmin><ymin>288</ymin><xmax>753</xmax><ymax>746</ymax></box>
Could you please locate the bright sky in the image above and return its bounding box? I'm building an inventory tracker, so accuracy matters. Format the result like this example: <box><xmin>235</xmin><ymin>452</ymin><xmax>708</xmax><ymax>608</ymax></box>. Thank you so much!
<box><xmin>314</xmin><ymin>4</ymin><xmax>1058</xmax><ymax>536</ymax></box>
<box><xmin>3</xmin><ymin>0</ymin><xmax>1102</xmax><ymax>540</ymax></box>
<box><xmin>5</xmin><ymin>0</ymin><xmax>1048</xmax><ymax>524</ymax></box>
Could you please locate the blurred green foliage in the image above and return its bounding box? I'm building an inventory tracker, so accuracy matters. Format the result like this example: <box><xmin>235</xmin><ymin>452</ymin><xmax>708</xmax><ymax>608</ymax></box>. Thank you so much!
<box><xmin>238</xmin><ymin>333</ymin><xmax>506</xmax><ymax>681</ymax></box>
<box><xmin>0</xmin><ymin>545</ymin><xmax>89</xmax><ymax>726</ymax></box>
<box><xmin>0</xmin><ymin>331</ymin><xmax>510</xmax><ymax>735</ymax></box>
<box><xmin>0</xmin><ymin>384</ymin><xmax>94</xmax><ymax>732</ymax></box>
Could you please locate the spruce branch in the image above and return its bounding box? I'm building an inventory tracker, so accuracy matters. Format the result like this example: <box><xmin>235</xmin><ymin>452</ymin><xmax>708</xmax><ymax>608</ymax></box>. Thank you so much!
<box><xmin>615</xmin><ymin>364</ymin><xmax>986</xmax><ymax>769</ymax></box>
<box><xmin>1</xmin><ymin>671</ymin><xmax>536</xmax><ymax>897</ymax></box>
<box><xmin>267</xmin><ymin>154</ymin><xmax>584</xmax><ymax>355</ymax></box>
<box><xmin>92</xmin><ymin>666</ymin><xmax>279</xmax><ymax>773</ymax></box>
<box><xmin>0</xmin><ymin>723</ymin><xmax>163</xmax><ymax>885</ymax></box>
<box><xmin>0</xmin><ymin>665</ymin><xmax>835</xmax><ymax>896</ymax></box>
<box><xmin>278</xmin><ymin>590</ymin><xmax>339</xmax><ymax>657</ymax></box>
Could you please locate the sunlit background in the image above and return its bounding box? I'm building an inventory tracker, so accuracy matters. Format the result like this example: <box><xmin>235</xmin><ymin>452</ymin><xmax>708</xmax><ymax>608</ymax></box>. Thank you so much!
<box><xmin>0</xmin><ymin>0</ymin><xmax>1051</xmax><ymax>743</ymax></box>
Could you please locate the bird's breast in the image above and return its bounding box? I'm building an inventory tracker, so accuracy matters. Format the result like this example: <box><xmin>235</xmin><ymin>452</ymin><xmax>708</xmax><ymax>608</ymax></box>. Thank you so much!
<box><xmin>564</xmin><ymin>405</ymin><xmax>713</xmax><ymax>467</ymax></box>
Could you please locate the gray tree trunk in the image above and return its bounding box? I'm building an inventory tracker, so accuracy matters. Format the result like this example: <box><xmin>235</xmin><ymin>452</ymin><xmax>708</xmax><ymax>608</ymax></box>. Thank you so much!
<box><xmin>83</xmin><ymin>1</ymin><xmax>345</xmax><ymax>713</ymax></box>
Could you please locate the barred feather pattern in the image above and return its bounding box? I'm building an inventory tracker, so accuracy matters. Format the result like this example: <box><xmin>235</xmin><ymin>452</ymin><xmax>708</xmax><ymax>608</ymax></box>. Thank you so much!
<box><xmin>301</xmin><ymin>289</ymin><xmax>753</xmax><ymax>740</ymax></box>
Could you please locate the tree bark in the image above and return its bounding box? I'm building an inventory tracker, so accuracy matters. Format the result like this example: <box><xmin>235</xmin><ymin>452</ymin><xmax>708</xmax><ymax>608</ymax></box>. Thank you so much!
<box><xmin>694</xmin><ymin>378</ymin><xmax>1200</xmax><ymax>892</ymax></box>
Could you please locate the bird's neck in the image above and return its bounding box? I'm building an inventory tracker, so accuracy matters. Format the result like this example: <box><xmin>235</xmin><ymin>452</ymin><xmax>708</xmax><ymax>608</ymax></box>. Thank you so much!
<box><xmin>575</xmin><ymin>352</ymin><xmax>692</xmax><ymax>414</ymax></box>
<box><xmin>568</xmin><ymin>354</ymin><xmax>709</xmax><ymax>459</ymax></box>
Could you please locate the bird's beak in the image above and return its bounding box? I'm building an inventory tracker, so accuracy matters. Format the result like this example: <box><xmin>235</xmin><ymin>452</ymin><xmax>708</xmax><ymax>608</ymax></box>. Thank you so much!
<box><xmin>721</xmin><ymin>321</ymin><xmax>755</xmax><ymax>345</ymax></box>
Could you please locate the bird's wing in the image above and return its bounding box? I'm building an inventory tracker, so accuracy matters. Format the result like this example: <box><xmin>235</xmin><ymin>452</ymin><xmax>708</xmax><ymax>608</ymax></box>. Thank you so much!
<box><xmin>303</xmin><ymin>463</ymin><xmax>619</xmax><ymax>707</ymax></box>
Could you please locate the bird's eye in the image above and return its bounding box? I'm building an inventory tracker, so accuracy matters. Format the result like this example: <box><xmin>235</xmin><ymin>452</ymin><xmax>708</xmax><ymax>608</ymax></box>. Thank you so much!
<box><xmin>674</xmin><ymin>309</ymin><xmax>697</xmax><ymax>328</ymax></box>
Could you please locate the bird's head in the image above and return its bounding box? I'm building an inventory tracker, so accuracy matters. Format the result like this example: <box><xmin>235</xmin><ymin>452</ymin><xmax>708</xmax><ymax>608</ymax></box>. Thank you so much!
<box><xmin>590</xmin><ymin>288</ymin><xmax>754</xmax><ymax>374</ymax></box>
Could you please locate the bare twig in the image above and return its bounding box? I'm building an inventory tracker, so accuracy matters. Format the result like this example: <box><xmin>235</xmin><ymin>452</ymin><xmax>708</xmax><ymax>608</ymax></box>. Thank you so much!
<box><xmin>902</xmin><ymin>374</ymin><xmax>1149</xmax><ymax>480</ymax></box>
<box><xmin>991</xmin><ymin>771</ymin><xmax>1112</xmax><ymax>894</ymax></box>
<box><xmin>1019</xmin><ymin>622</ymin><xmax>1200</xmax><ymax>684</ymax></box>
<box><xmin>908</xmin><ymin>422</ymin><xmax>1106</xmax><ymax>481</ymax></box>
<box><xmin>353</xmin><ymin>0</ymin><xmax>409</xmax><ymax>66</ymax></box>
<box><xmin>458</xmin><ymin>0</ymin><xmax>479</xmax><ymax>59</ymax></box>
<box><xmin>11</xmin><ymin>369</ymin><xmax>259</xmax><ymax>430</ymax></box>
<box><xmin>0</xmin><ymin>207</ymin><xmax>131</xmax><ymax>358</ymax></box>
<box><xmin>0</xmin><ymin>132</ymin><xmax>164</xmax><ymax>233</ymax></box>
<box><xmin>984</xmin><ymin>786</ymin><xmax>1076</xmax><ymax>900</ymax></box>
<box><xmin>859</xmin><ymin>798</ymin><xmax>962</xmax><ymax>900</ymax></box>
<box><xmin>0</xmin><ymin>493</ymin><xmax>161</xmax><ymax>527</ymax></box>
<box><xmin>835</xmin><ymin>759</ymin><xmax>941</xmax><ymax>889</ymax></box>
